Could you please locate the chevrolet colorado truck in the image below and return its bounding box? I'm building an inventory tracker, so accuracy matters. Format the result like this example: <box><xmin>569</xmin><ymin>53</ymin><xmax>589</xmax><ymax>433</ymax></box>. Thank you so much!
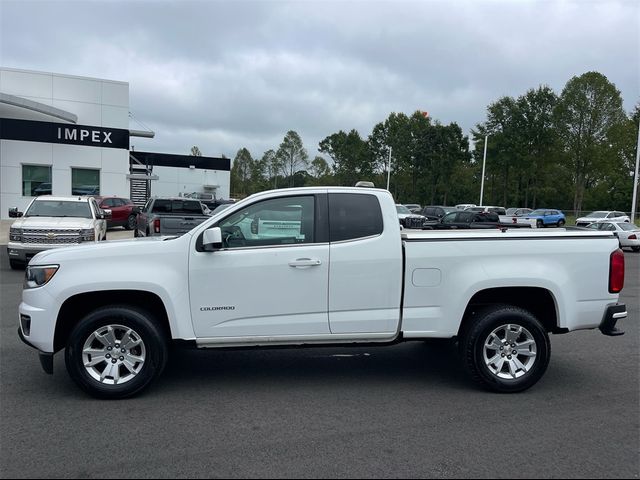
<box><xmin>18</xmin><ymin>187</ymin><xmax>627</xmax><ymax>398</ymax></box>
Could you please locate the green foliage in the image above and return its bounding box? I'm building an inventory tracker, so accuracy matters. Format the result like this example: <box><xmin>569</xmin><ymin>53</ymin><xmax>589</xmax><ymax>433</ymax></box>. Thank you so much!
<box><xmin>319</xmin><ymin>129</ymin><xmax>374</xmax><ymax>186</ymax></box>
<box><xmin>226</xmin><ymin>71</ymin><xmax>635</xmax><ymax>213</ymax></box>
<box><xmin>277</xmin><ymin>131</ymin><xmax>309</xmax><ymax>187</ymax></box>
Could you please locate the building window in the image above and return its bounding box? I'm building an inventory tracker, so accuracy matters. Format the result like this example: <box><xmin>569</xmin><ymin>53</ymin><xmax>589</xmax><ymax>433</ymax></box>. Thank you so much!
<box><xmin>71</xmin><ymin>168</ymin><xmax>100</xmax><ymax>196</ymax></box>
<box><xmin>22</xmin><ymin>165</ymin><xmax>52</xmax><ymax>197</ymax></box>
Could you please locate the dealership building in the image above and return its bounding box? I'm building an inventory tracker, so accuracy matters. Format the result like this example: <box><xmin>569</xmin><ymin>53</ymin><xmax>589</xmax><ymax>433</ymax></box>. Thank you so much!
<box><xmin>0</xmin><ymin>67</ymin><xmax>230</xmax><ymax>220</ymax></box>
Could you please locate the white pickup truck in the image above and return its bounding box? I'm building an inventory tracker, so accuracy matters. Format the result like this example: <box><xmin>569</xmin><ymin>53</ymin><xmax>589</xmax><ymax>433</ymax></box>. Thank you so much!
<box><xmin>18</xmin><ymin>187</ymin><xmax>628</xmax><ymax>399</ymax></box>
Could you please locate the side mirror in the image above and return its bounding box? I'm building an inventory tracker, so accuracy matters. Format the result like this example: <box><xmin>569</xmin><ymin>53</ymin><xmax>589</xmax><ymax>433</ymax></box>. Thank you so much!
<box><xmin>9</xmin><ymin>207</ymin><xmax>23</xmax><ymax>218</ymax></box>
<box><xmin>203</xmin><ymin>227</ymin><xmax>223</xmax><ymax>251</ymax></box>
<box><xmin>100</xmin><ymin>209</ymin><xmax>112</xmax><ymax>219</ymax></box>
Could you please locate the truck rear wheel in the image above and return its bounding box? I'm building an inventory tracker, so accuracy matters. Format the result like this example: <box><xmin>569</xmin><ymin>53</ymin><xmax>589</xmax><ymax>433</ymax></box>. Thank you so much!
<box><xmin>460</xmin><ymin>305</ymin><xmax>550</xmax><ymax>393</ymax></box>
<box><xmin>65</xmin><ymin>306</ymin><xmax>168</xmax><ymax>399</ymax></box>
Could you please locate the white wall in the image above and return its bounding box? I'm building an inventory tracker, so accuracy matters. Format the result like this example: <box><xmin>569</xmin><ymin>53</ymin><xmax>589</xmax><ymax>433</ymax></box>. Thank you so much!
<box><xmin>0</xmin><ymin>68</ymin><xmax>130</xmax><ymax>219</ymax></box>
<box><xmin>151</xmin><ymin>166</ymin><xmax>231</xmax><ymax>199</ymax></box>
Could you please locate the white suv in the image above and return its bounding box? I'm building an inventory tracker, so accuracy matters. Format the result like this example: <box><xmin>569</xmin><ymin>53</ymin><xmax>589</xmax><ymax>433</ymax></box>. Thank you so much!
<box><xmin>7</xmin><ymin>196</ymin><xmax>109</xmax><ymax>270</ymax></box>
<box><xmin>576</xmin><ymin>211</ymin><xmax>630</xmax><ymax>227</ymax></box>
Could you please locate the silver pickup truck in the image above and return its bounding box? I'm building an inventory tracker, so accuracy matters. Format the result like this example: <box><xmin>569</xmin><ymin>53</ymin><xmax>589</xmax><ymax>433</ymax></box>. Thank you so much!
<box><xmin>134</xmin><ymin>197</ymin><xmax>210</xmax><ymax>237</ymax></box>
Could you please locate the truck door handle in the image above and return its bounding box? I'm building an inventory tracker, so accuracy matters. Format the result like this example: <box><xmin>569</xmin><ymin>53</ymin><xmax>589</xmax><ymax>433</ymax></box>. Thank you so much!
<box><xmin>289</xmin><ymin>258</ymin><xmax>322</xmax><ymax>268</ymax></box>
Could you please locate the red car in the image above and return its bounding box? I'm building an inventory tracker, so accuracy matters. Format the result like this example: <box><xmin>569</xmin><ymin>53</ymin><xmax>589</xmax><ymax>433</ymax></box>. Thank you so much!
<box><xmin>95</xmin><ymin>196</ymin><xmax>139</xmax><ymax>230</ymax></box>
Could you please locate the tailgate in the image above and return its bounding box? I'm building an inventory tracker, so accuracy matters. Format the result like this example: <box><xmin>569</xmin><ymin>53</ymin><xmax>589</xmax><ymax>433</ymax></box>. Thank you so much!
<box><xmin>160</xmin><ymin>216</ymin><xmax>208</xmax><ymax>235</ymax></box>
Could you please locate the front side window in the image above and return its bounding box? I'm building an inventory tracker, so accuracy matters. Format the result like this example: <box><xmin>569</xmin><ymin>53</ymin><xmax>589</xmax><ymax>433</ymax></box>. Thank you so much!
<box><xmin>22</xmin><ymin>165</ymin><xmax>52</xmax><ymax>197</ymax></box>
<box><xmin>72</xmin><ymin>168</ymin><xmax>100</xmax><ymax>196</ymax></box>
<box><xmin>329</xmin><ymin>193</ymin><xmax>383</xmax><ymax>242</ymax></box>
<box><xmin>218</xmin><ymin>196</ymin><xmax>314</xmax><ymax>248</ymax></box>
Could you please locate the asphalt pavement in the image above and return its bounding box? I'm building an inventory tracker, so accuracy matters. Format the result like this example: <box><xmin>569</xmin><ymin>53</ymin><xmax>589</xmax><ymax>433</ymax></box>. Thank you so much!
<box><xmin>0</xmin><ymin>247</ymin><xmax>638</xmax><ymax>478</ymax></box>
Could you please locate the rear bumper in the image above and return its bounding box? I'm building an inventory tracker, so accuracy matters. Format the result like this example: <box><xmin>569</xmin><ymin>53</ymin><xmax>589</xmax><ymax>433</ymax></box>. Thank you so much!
<box><xmin>599</xmin><ymin>304</ymin><xmax>626</xmax><ymax>336</ymax></box>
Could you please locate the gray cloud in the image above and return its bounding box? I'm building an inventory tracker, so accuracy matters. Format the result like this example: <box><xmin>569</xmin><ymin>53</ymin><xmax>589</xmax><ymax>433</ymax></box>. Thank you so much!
<box><xmin>2</xmin><ymin>0</ymin><xmax>638</xmax><ymax>161</ymax></box>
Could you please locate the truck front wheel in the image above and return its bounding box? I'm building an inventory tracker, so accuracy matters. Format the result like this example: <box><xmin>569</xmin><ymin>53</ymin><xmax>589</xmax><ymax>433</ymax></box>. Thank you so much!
<box><xmin>65</xmin><ymin>306</ymin><xmax>168</xmax><ymax>399</ymax></box>
<box><xmin>460</xmin><ymin>306</ymin><xmax>550</xmax><ymax>393</ymax></box>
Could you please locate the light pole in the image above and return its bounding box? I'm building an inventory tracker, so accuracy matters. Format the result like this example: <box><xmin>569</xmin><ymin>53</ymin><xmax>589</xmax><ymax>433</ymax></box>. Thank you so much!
<box><xmin>632</xmin><ymin>120</ymin><xmax>640</xmax><ymax>222</ymax></box>
<box><xmin>480</xmin><ymin>135</ymin><xmax>488</xmax><ymax>205</ymax></box>
<box><xmin>386</xmin><ymin>146</ymin><xmax>393</xmax><ymax>191</ymax></box>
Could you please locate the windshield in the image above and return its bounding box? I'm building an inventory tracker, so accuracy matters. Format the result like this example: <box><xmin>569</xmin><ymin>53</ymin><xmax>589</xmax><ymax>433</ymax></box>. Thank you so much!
<box><xmin>442</xmin><ymin>207</ymin><xmax>458</xmax><ymax>214</ymax></box>
<box><xmin>585</xmin><ymin>211</ymin><xmax>607</xmax><ymax>218</ymax></box>
<box><xmin>618</xmin><ymin>223</ymin><xmax>638</xmax><ymax>231</ymax></box>
<box><xmin>212</xmin><ymin>204</ymin><xmax>232</xmax><ymax>214</ymax></box>
<box><xmin>25</xmin><ymin>200</ymin><xmax>92</xmax><ymax>218</ymax></box>
<box><xmin>396</xmin><ymin>205</ymin><xmax>411</xmax><ymax>214</ymax></box>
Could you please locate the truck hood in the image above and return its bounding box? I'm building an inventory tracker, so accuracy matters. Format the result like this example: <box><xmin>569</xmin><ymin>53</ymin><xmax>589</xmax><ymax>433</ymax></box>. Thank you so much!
<box><xmin>30</xmin><ymin>235</ymin><xmax>186</xmax><ymax>265</ymax></box>
<box><xmin>11</xmin><ymin>216</ymin><xmax>95</xmax><ymax>230</ymax></box>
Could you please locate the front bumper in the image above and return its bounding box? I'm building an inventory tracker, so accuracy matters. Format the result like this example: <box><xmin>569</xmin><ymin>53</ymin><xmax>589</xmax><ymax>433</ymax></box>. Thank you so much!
<box><xmin>7</xmin><ymin>242</ymin><xmax>70</xmax><ymax>264</ymax></box>
<box><xmin>599</xmin><ymin>304</ymin><xmax>627</xmax><ymax>336</ymax></box>
<box><xmin>18</xmin><ymin>327</ymin><xmax>54</xmax><ymax>374</ymax></box>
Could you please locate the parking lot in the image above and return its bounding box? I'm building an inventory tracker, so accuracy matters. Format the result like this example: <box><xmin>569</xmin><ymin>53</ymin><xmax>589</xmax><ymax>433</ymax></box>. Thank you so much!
<box><xmin>0</xmin><ymin>247</ymin><xmax>638</xmax><ymax>478</ymax></box>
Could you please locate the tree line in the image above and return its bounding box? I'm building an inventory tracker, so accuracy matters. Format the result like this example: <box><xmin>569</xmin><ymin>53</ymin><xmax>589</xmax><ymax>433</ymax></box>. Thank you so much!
<box><xmin>225</xmin><ymin>71</ymin><xmax>638</xmax><ymax>214</ymax></box>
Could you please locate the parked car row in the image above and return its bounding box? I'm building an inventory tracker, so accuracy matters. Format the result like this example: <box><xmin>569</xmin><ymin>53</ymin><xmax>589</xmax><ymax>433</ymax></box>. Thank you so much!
<box><xmin>586</xmin><ymin>221</ymin><xmax>640</xmax><ymax>252</ymax></box>
<box><xmin>6</xmin><ymin>194</ymin><xmax>238</xmax><ymax>269</ymax></box>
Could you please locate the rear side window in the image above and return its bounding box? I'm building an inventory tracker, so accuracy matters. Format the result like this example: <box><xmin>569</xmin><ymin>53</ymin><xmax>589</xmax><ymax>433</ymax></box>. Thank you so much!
<box><xmin>329</xmin><ymin>193</ymin><xmax>383</xmax><ymax>242</ymax></box>
<box><xmin>152</xmin><ymin>200</ymin><xmax>203</xmax><ymax>214</ymax></box>
<box><xmin>458</xmin><ymin>211</ymin><xmax>475</xmax><ymax>223</ymax></box>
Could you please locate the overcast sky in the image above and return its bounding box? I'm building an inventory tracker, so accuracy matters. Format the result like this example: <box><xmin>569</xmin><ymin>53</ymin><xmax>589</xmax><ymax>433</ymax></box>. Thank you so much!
<box><xmin>1</xmin><ymin>0</ymin><xmax>638</xmax><ymax>161</ymax></box>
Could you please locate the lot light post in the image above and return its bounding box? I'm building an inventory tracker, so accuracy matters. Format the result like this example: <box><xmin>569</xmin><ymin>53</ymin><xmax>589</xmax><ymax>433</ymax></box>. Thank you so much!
<box><xmin>632</xmin><ymin>120</ymin><xmax>640</xmax><ymax>222</ymax></box>
<box><xmin>386</xmin><ymin>146</ymin><xmax>393</xmax><ymax>191</ymax></box>
<box><xmin>480</xmin><ymin>135</ymin><xmax>488</xmax><ymax>205</ymax></box>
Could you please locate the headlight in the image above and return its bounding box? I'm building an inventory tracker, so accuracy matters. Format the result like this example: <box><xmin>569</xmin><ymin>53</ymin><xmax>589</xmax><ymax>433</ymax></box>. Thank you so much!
<box><xmin>80</xmin><ymin>229</ymin><xmax>95</xmax><ymax>242</ymax></box>
<box><xmin>9</xmin><ymin>227</ymin><xmax>22</xmax><ymax>242</ymax></box>
<box><xmin>24</xmin><ymin>265</ymin><xmax>59</xmax><ymax>289</ymax></box>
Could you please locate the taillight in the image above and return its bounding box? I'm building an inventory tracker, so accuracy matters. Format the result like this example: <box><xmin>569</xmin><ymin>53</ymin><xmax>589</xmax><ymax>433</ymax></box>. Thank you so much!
<box><xmin>154</xmin><ymin>218</ymin><xmax>160</xmax><ymax>234</ymax></box>
<box><xmin>629</xmin><ymin>234</ymin><xmax>637</xmax><ymax>240</ymax></box>
<box><xmin>609</xmin><ymin>249</ymin><xmax>625</xmax><ymax>293</ymax></box>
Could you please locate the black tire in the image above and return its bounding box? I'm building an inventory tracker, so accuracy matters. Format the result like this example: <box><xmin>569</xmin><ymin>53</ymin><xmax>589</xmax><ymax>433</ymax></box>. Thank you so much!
<box><xmin>65</xmin><ymin>306</ymin><xmax>168</xmax><ymax>399</ymax></box>
<box><xmin>9</xmin><ymin>259</ymin><xmax>24</xmax><ymax>270</ymax></box>
<box><xmin>101</xmin><ymin>232</ymin><xmax>107</xmax><ymax>241</ymax></box>
<box><xmin>557</xmin><ymin>219</ymin><xmax>565</xmax><ymax>227</ymax></box>
<box><xmin>460</xmin><ymin>305</ymin><xmax>550</xmax><ymax>393</ymax></box>
<box><xmin>134</xmin><ymin>228</ymin><xmax>139</xmax><ymax>238</ymax></box>
<box><xmin>536</xmin><ymin>220</ymin><xmax>544</xmax><ymax>228</ymax></box>
<box><xmin>125</xmin><ymin>214</ymin><xmax>136</xmax><ymax>230</ymax></box>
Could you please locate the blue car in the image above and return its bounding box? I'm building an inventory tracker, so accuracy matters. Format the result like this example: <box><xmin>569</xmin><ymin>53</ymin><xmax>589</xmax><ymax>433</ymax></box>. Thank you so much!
<box><xmin>525</xmin><ymin>209</ymin><xmax>566</xmax><ymax>228</ymax></box>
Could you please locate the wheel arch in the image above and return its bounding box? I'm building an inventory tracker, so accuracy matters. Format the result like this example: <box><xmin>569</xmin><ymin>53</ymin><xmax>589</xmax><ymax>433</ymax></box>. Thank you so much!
<box><xmin>458</xmin><ymin>286</ymin><xmax>560</xmax><ymax>337</ymax></box>
<box><xmin>54</xmin><ymin>290</ymin><xmax>172</xmax><ymax>352</ymax></box>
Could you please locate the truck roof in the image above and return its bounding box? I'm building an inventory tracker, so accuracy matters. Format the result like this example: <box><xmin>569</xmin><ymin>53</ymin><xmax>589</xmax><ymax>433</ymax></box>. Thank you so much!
<box><xmin>32</xmin><ymin>195</ymin><xmax>91</xmax><ymax>202</ymax></box>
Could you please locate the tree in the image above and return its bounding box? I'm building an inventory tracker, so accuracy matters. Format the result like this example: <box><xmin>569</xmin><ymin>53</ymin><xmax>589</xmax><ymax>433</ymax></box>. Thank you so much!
<box><xmin>554</xmin><ymin>72</ymin><xmax>627</xmax><ymax>213</ymax></box>
<box><xmin>276</xmin><ymin>131</ymin><xmax>308</xmax><ymax>187</ymax></box>
<box><xmin>319</xmin><ymin>129</ymin><xmax>374</xmax><ymax>186</ymax></box>
<box><xmin>230</xmin><ymin>148</ymin><xmax>254</xmax><ymax>196</ymax></box>
<box><xmin>309</xmin><ymin>156</ymin><xmax>332</xmax><ymax>184</ymax></box>
<box><xmin>190</xmin><ymin>146</ymin><xmax>202</xmax><ymax>156</ymax></box>
<box><xmin>260</xmin><ymin>149</ymin><xmax>281</xmax><ymax>189</ymax></box>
